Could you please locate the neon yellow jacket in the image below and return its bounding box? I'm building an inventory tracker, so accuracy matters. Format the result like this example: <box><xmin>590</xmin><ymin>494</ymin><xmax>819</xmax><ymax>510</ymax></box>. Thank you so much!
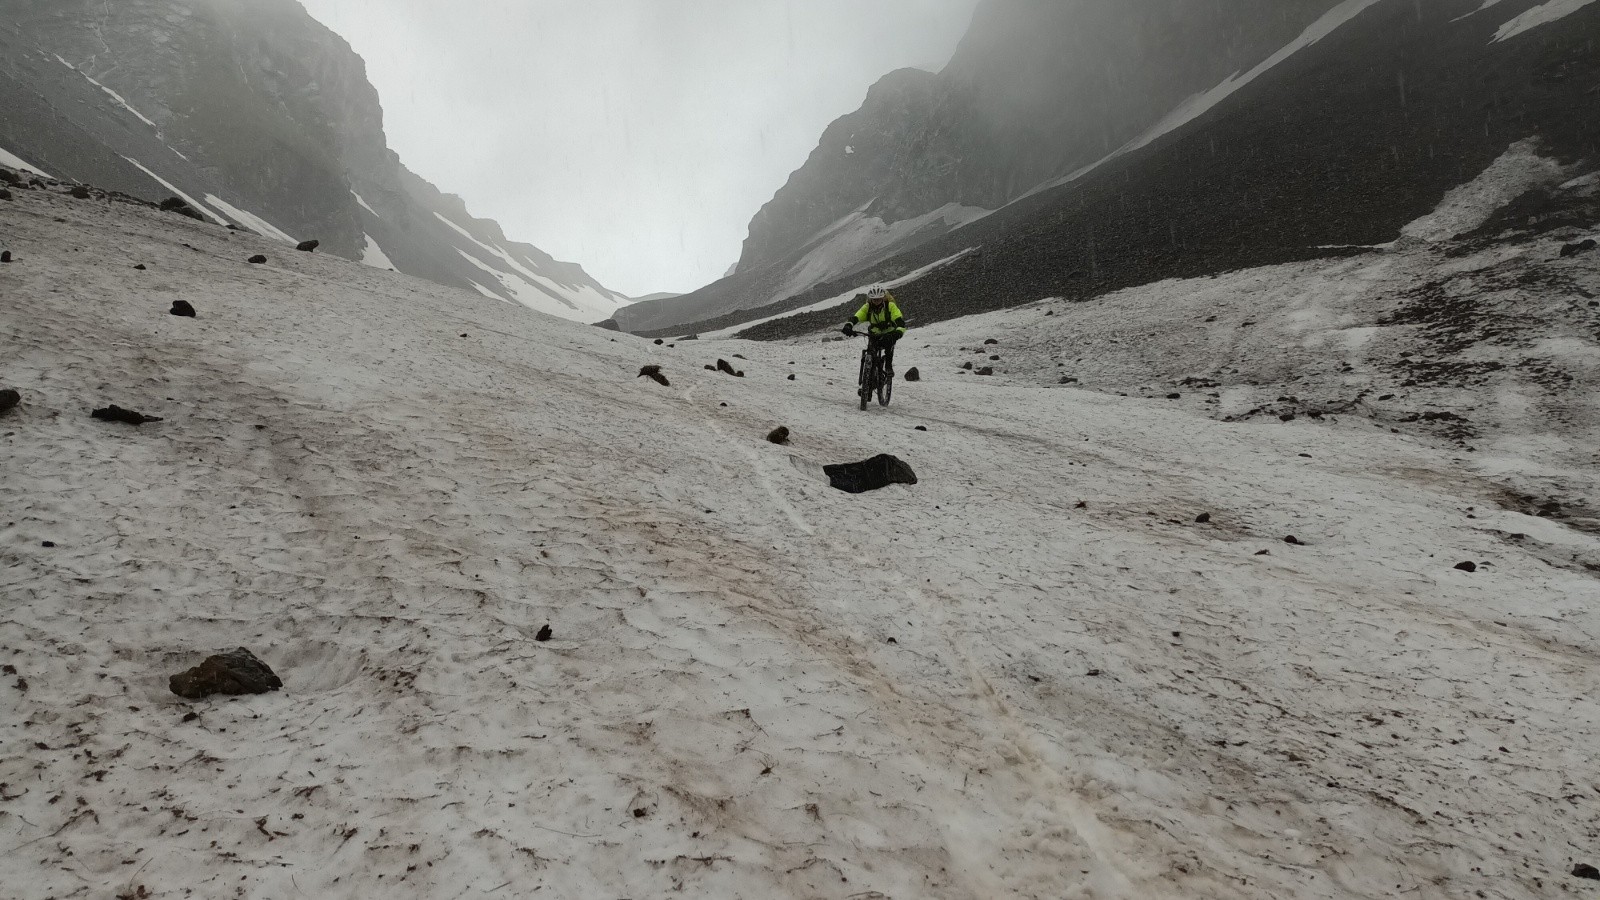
<box><xmin>849</xmin><ymin>294</ymin><xmax>906</xmax><ymax>336</ymax></box>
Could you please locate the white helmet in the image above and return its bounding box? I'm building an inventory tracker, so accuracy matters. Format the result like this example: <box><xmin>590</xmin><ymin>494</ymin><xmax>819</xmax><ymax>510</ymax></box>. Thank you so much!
<box><xmin>866</xmin><ymin>285</ymin><xmax>888</xmax><ymax>300</ymax></box>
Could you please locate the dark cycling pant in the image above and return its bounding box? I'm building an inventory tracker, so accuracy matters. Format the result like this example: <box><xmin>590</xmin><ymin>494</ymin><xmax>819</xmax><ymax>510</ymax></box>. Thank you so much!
<box><xmin>870</xmin><ymin>332</ymin><xmax>900</xmax><ymax>374</ymax></box>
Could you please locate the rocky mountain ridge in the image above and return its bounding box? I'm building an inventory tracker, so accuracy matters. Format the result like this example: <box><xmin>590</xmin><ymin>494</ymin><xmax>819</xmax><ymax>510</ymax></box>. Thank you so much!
<box><xmin>0</xmin><ymin>0</ymin><xmax>628</xmax><ymax>322</ymax></box>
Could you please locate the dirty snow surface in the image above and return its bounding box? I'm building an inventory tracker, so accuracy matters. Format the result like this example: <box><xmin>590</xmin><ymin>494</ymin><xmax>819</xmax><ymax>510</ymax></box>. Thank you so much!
<box><xmin>2</xmin><ymin>186</ymin><xmax>1599</xmax><ymax>900</ymax></box>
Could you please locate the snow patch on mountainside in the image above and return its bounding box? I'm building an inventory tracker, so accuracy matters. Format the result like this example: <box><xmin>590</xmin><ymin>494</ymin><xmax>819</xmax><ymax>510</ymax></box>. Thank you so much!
<box><xmin>772</xmin><ymin>203</ymin><xmax>989</xmax><ymax>305</ymax></box>
<box><xmin>0</xmin><ymin>147</ymin><xmax>53</xmax><ymax>179</ymax></box>
<box><xmin>1492</xmin><ymin>0</ymin><xmax>1600</xmax><ymax>41</ymax></box>
<box><xmin>434</xmin><ymin>211</ymin><xmax>623</xmax><ymax>322</ymax></box>
<box><xmin>203</xmin><ymin>194</ymin><xmax>296</xmax><ymax>243</ymax></box>
<box><xmin>120</xmin><ymin>157</ymin><xmax>226</xmax><ymax>225</ymax></box>
<box><xmin>351</xmin><ymin>191</ymin><xmax>380</xmax><ymax>218</ymax></box>
<box><xmin>708</xmin><ymin>248</ymin><xmax>980</xmax><ymax>339</ymax></box>
<box><xmin>1400</xmin><ymin>139</ymin><xmax>1567</xmax><ymax>242</ymax></box>
<box><xmin>360</xmin><ymin>234</ymin><xmax>395</xmax><ymax>270</ymax></box>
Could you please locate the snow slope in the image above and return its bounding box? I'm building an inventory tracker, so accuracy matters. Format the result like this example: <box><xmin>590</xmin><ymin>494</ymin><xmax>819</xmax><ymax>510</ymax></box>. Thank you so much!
<box><xmin>2</xmin><ymin>186</ymin><xmax>1598</xmax><ymax>899</ymax></box>
<box><xmin>1492</xmin><ymin>0</ymin><xmax>1600</xmax><ymax>41</ymax></box>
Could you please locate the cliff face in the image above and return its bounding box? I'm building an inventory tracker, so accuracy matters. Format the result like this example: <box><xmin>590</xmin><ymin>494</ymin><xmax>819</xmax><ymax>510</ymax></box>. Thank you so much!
<box><xmin>616</xmin><ymin>0</ymin><xmax>1345</xmax><ymax>332</ymax></box>
<box><xmin>0</xmin><ymin>0</ymin><xmax>629</xmax><ymax>321</ymax></box>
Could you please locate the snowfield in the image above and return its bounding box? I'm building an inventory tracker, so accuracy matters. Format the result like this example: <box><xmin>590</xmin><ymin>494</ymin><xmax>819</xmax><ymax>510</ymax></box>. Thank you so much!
<box><xmin>2</xmin><ymin>184</ymin><xmax>1599</xmax><ymax>899</ymax></box>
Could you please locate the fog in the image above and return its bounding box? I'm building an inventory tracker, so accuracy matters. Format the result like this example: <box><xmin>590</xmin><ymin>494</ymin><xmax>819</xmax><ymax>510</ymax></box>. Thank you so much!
<box><xmin>295</xmin><ymin>0</ymin><xmax>981</xmax><ymax>297</ymax></box>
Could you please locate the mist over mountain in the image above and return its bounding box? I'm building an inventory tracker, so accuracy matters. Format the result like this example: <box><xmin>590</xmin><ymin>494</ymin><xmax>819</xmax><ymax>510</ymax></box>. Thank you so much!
<box><xmin>614</xmin><ymin>0</ymin><xmax>1600</xmax><ymax>337</ymax></box>
<box><xmin>0</xmin><ymin>0</ymin><xmax>629</xmax><ymax>322</ymax></box>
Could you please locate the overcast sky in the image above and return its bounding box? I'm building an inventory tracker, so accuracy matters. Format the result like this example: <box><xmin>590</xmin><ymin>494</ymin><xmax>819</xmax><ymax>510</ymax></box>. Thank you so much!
<box><xmin>295</xmin><ymin>0</ymin><xmax>981</xmax><ymax>297</ymax></box>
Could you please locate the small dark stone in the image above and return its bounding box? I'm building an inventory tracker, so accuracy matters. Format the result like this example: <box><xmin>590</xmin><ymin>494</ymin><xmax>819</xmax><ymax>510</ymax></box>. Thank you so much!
<box><xmin>247</xmin><ymin>255</ymin><xmax>267</xmax><ymax>264</ymax></box>
<box><xmin>134</xmin><ymin>264</ymin><xmax>147</xmax><ymax>270</ymax></box>
<box><xmin>961</xmin><ymin>362</ymin><xmax>974</xmax><ymax>370</ymax></box>
<box><xmin>1</xmin><ymin>251</ymin><xmax>11</xmax><ymax>263</ymax></box>
<box><xmin>786</xmin><ymin>374</ymin><xmax>795</xmax><ymax>381</ymax></box>
<box><xmin>91</xmin><ymin>405</ymin><xmax>162</xmax><ymax>425</ymax></box>
<box><xmin>915</xmin><ymin>425</ymin><xmax>927</xmax><ymax>431</ymax></box>
<box><xmin>1074</xmin><ymin>501</ymin><xmax>1087</xmax><ymax>509</ymax></box>
<box><xmin>767</xmin><ymin>426</ymin><xmax>790</xmax><ymax>445</ymax></box>
<box><xmin>70</xmin><ymin>185</ymin><xmax>91</xmax><ymax>199</ymax></box>
<box><xmin>535</xmin><ymin>624</ymin><xmax>552</xmax><ymax>642</ymax></box>
<box><xmin>1454</xmin><ymin>561</ymin><xmax>1477</xmax><ymax>573</ymax></box>
<box><xmin>169</xmin><ymin>648</ymin><xmax>282</xmax><ymax>699</ymax></box>
<box><xmin>732</xmin><ymin>354</ymin><xmax>746</xmax><ymax>360</ymax></box>
<box><xmin>983</xmin><ymin>338</ymin><xmax>999</xmax><ymax>345</ymax></box>
<box><xmin>0</xmin><ymin>389</ymin><xmax>19</xmax><ymax>415</ymax></box>
<box><xmin>989</xmin><ymin>355</ymin><xmax>1001</xmax><ymax>361</ymax></box>
<box><xmin>169</xmin><ymin>300</ymin><xmax>196</xmax><ymax>318</ymax></box>
<box><xmin>295</xmin><ymin>239</ymin><xmax>320</xmax><ymax>252</ymax></box>
<box><xmin>1086</xmin><ymin>669</ymin><xmax>1101</xmax><ymax>677</ymax></box>
<box><xmin>1195</xmin><ymin>513</ymin><xmax>1212</xmax><ymax>524</ymax></box>
<box><xmin>1255</xmin><ymin>549</ymin><xmax>1271</xmax><ymax>556</ymax></box>
<box><xmin>1573</xmin><ymin>864</ymin><xmax>1599</xmax><ymax>880</ymax></box>
<box><xmin>1280</xmin><ymin>413</ymin><xmax>1296</xmax><ymax>422</ymax></box>
<box><xmin>1283</xmin><ymin>535</ymin><xmax>1301</xmax><ymax>545</ymax></box>
<box><xmin>41</xmin><ymin>541</ymin><xmax>54</xmax><ymax>548</ymax></box>
<box><xmin>904</xmin><ymin>367</ymin><xmax>920</xmax><ymax>382</ymax></box>
<box><xmin>976</xmin><ymin>367</ymin><xmax>995</xmax><ymax>376</ymax></box>
<box><xmin>1059</xmin><ymin>376</ymin><xmax>1077</xmax><ymax>384</ymax></box>
<box><xmin>653</xmin><ymin>339</ymin><xmax>664</xmax><ymax>345</ymax></box>
<box><xmin>1167</xmin><ymin>393</ymin><xmax>1181</xmax><ymax>400</ymax></box>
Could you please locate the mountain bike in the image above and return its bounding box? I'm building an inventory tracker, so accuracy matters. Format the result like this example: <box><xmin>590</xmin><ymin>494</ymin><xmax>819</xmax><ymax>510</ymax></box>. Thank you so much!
<box><xmin>852</xmin><ymin>331</ymin><xmax>893</xmax><ymax>410</ymax></box>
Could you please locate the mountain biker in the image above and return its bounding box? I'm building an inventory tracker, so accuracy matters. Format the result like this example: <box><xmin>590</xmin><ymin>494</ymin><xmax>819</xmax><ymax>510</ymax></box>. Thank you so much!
<box><xmin>841</xmin><ymin>286</ymin><xmax>906</xmax><ymax>376</ymax></box>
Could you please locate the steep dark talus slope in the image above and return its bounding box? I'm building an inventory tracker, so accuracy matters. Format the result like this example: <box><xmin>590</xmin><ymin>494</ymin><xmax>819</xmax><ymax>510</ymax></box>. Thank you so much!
<box><xmin>0</xmin><ymin>0</ymin><xmax>629</xmax><ymax>321</ymax></box>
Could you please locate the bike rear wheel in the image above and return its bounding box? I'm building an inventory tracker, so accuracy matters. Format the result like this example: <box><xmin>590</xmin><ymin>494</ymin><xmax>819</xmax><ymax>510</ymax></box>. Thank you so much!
<box><xmin>877</xmin><ymin>365</ymin><xmax>892</xmax><ymax>406</ymax></box>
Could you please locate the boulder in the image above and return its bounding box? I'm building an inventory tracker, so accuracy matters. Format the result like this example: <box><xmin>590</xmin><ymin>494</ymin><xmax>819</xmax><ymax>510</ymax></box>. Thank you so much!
<box><xmin>0</xmin><ymin>188</ymin><xmax>12</xmax><ymax>201</ymax></box>
<box><xmin>159</xmin><ymin>197</ymin><xmax>204</xmax><ymax>221</ymax></box>
<box><xmin>91</xmin><ymin>405</ymin><xmax>163</xmax><ymax>425</ymax></box>
<box><xmin>169</xmin><ymin>648</ymin><xmax>282</xmax><ymax>700</ymax></box>
<box><xmin>248</xmin><ymin>255</ymin><xmax>268</xmax><ymax>264</ymax></box>
<box><xmin>1559</xmin><ymin>239</ymin><xmax>1596</xmax><ymax>258</ymax></box>
<box><xmin>0</xmin><ymin>389</ymin><xmax>19</xmax><ymax>416</ymax></box>
<box><xmin>1573</xmin><ymin>864</ymin><xmax>1599</xmax><ymax>880</ymax></box>
<box><xmin>824</xmin><ymin>454</ymin><xmax>918</xmax><ymax>494</ymax></box>
<box><xmin>0</xmin><ymin>251</ymin><xmax>10</xmax><ymax>263</ymax></box>
<box><xmin>976</xmin><ymin>367</ymin><xmax>995</xmax><ymax>376</ymax></box>
<box><xmin>296</xmin><ymin>239</ymin><xmax>320</xmax><ymax>252</ymax></box>
<box><xmin>786</xmin><ymin>374</ymin><xmax>796</xmax><ymax>381</ymax></box>
<box><xmin>637</xmin><ymin>365</ymin><xmax>669</xmax><ymax>387</ymax></box>
<box><xmin>1454</xmin><ymin>561</ymin><xmax>1477</xmax><ymax>572</ymax></box>
<box><xmin>904</xmin><ymin>367</ymin><xmax>921</xmax><ymax>382</ymax></box>
<box><xmin>0</xmin><ymin>169</ymin><xmax>19</xmax><ymax>185</ymax></box>
<box><xmin>170</xmin><ymin>300</ymin><xmax>197</xmax><ymax>318</ymax></box>
<box><xmin>69</xmin><ymin>185</ymin><xmax>91</xmax><ymax>199</ymax></box>
<box><xmin>767</xmin><ymin>426</ymin><xmax>790</xmax><ymax>445</ymax></box>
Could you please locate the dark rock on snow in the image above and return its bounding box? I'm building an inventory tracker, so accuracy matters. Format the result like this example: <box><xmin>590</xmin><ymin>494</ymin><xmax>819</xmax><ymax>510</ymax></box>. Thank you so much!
<box><xmin>170</xmin><ymin>300</ymin><xmax>197</xmax><ymax>318</ymax></box>
<box><xmin>0</xmin><ymin>251</ymin><xmax>11</xmax><ymax>263</ymax></box>
<box><xmin>1454</xmin><ymin>561</ymin><xmax>1477</xmax><ymax>572</ymax></box>
<box><xmin>0</xmin><ymin>169</ymin><xmax>19</xmax><ymax>185</ymax></box>
<box><xmin>296</xmin><ymin>239</ymin><xmax>320</xmax><ymax>252</ymax></box>
<box><xmin>248</xmin><ymin>255</ymin><xmax>267</xmax><ymax>264</ymax></box>
<box><xmin>1573</xmin><ymin>864</ymin><xmax>1599</xmax><ymax>880</ymax></box>
<box><xmin>716</xmin><ymin>359</ymin><xmax>745</xmax><ymax>378</ymax></box>
<box><xmin>1283</xmin><ymin>535</ymin><xmax>1302</xmax><ymax>545</ymax></box>
<box><xmin>159</xmin><ymin>197</ymin><xmax>204</xmax><ymax>221</ymax></box>
<box><xmin>1560</xmin><ymin>239</ymin><xmax>1596</xmax><ymax>258</ymax></box>
<box><xmin>767</xmin><ymin>426</ymin><xmax>790</xmax><ymax>445</ymax></box>
<box><xmin>535</xmin><ymin>624</ymin><xmax>552</xmax><ymax>642</ymax></box>
<box><xmin>0</xmin><ymin>188</ymin><xmax>13</xmax><ymax>201</ymax></box>
<box><xmin>825</xmin><ymin>454</ymin><xmax>918</xmax><ymax>494</ymax></box>
<box><xmin>69</xmin><ymin>185</ymin><xmax>91</xmax><ymax>199</ymax></box>
<box><xmin>169</xmin><ymin>648</ymin><xmax>283</xmax><ymax>699</ymax></box>
<box><xmin>976</xmin><ymin>367</ymin><xmax>995</xmax><ymax>376</ymax></box>
<box><xmin>786</xmin><ymin>373</ymin><xmax>796</xmax><ymax>381</ymax></box>
<box><xmin>1195</xmin><ymin>513</ymin><xmax>1212</xmax><ymax>524</ymax></box>
<box><xmin>904</xmin><ymin>367</ymin><xmax>921</xmax><ymax>382</ymax></box>
<box><xmin>91</xmin><ymin>405</ymin><xmax>163</xmax><ymax>425</ymax></box>
<box><xmin>134</xmin><ymin>263</ymin><xmax>147</xmax><ymax>270</ymax></box>
<box><xmin>637</xmin><ymin>365</ymin><xmax>670</xmax><ymax>387</ymax></box>
<box><xmin>0</xmin><ymin>389</ymin><xmax>20</xmax><ymax>415</ymax></box>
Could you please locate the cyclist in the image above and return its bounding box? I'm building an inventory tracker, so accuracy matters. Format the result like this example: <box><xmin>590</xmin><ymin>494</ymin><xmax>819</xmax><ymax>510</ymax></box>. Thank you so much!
<box><xmin>841</xmin><ymin>286</ymin><xmax>906</xmax><ymax>377</ymax></box>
